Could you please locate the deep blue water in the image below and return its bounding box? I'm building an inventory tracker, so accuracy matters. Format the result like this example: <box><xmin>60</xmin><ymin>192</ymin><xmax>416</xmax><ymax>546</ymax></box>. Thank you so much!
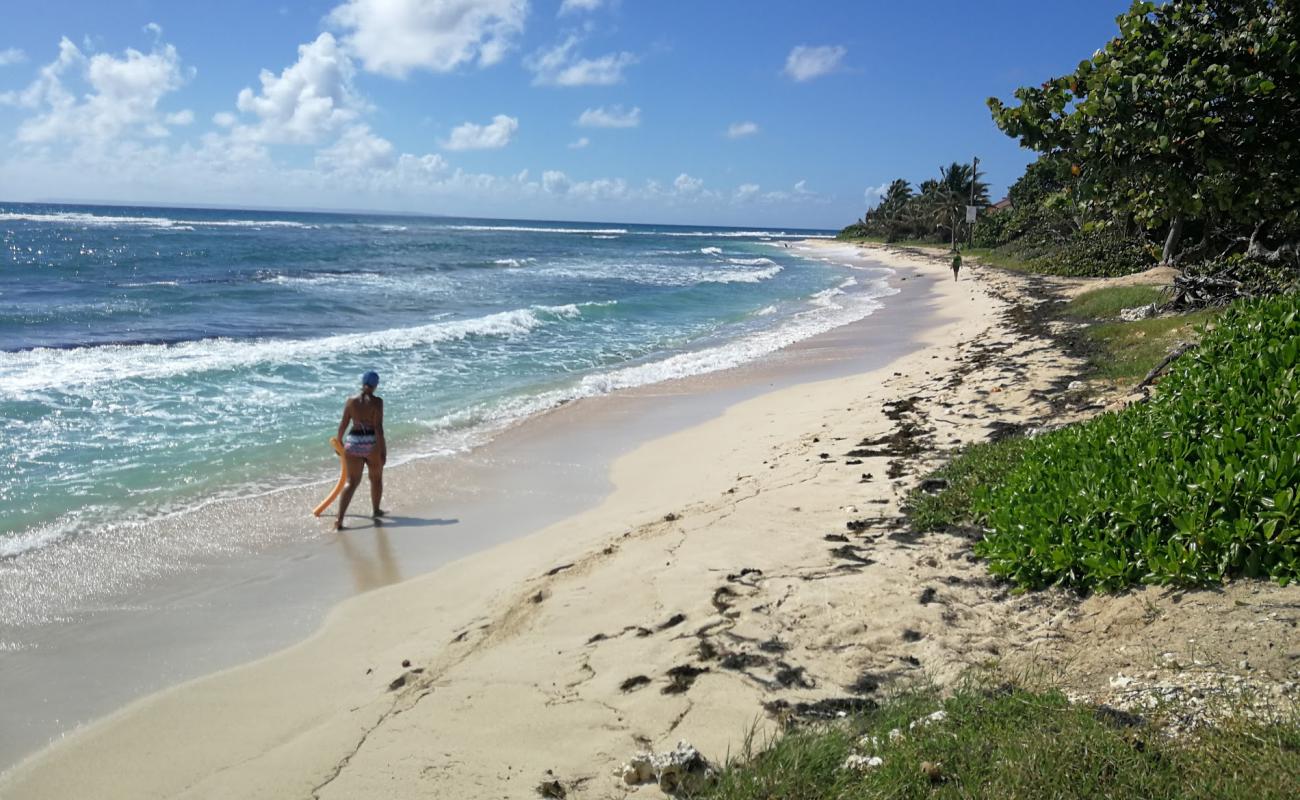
<box><xmin>0</xmin><ymin>202</ymin><xmax>889</xmax><ymax>558</ymax></box>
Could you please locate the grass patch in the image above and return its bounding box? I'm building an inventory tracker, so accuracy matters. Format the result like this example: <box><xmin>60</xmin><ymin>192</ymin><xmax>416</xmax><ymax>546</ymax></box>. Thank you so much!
<box><xmin>702</xmin><ymin>684</ymin><xmax>1300</xmax><ymax>800</ymax></box>
<box><xmin>906</xmin><ymin>438</ymin><xmax>1033</xmax><ymax>532</ymax></box>
<box><xmin>975</xmin><ymin>293</ymin><xmax>1300</xmax><ymax>591</ymax></box>
<box><xmin>1084</xmin><ymin>309</ymin><xmax>1217</xmax><ymax>382</ymax></box>
<box><xmin>1066</xmin><ymin>285</ymin><xmax>1167</xmax><ymax>320</ymax></box>
<box><xmin>960</xmin><ymin>246</ymin><xmax>1035</xmax><ymax>273</ymax></box>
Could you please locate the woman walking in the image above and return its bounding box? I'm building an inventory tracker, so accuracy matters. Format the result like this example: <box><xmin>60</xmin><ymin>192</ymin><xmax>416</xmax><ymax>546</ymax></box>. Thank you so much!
<box><xmin>335</xmin><ymin>370</ymin><xmax>386</xmax><ymax>530</ymax></box>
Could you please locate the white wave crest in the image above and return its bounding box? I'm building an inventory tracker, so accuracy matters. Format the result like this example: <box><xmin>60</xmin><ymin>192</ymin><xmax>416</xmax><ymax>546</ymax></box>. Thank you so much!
<box><xmin>0</xmin><ymin>211</ymin><xmax>315</xmax><ymax>230</ymax></box>
<box><xmin>701</xmin><ymin>264</ymin><xmax>784</xmax><ymax>284</ymax></box>
<box><xmin>439</xmin><ymin>224</ymin><xmax>630</xmax><ymax>235</ymax></box>
<box><xmin>726</xmin><ymin>257</ymin><xmax>777</xmax><ymax>266</ymax></box>
<box><xmin>700</xmin><ymin>246</ymin><xmax>723</xmax><ymax>255</ymax></box>
<box><xmin>0</xmin><ymin>305</ymin><xmax>588</xmax><ymax>394</ymax></box>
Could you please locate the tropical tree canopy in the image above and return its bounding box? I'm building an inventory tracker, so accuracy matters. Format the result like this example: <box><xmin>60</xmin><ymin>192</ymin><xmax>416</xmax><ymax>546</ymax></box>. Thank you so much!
<box><xmin>988</xmin><ymin>0</ymin><xmax>1300</xmax><ymax>262</ymax></box>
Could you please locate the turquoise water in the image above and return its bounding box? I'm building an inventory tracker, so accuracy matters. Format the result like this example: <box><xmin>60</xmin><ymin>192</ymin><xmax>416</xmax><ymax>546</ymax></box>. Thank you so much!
<box><xmin>0</xmin><ymin>203</ymin><xmax>890</xmax><ymax>560</ymax></box>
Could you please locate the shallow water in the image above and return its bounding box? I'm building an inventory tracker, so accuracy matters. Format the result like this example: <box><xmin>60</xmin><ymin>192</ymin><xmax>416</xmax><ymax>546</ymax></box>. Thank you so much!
<box><xmin>1</xmin><ymin>204</ymin><xmax>888</xmax><ymax>590</ymax></box>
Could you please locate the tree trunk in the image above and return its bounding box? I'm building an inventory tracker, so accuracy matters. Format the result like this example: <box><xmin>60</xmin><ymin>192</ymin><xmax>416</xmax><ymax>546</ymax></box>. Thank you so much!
<box><xmin>1161</xmin><ymin>213</ymin><xmax>1185</xmax><ymax>265</ymax></box>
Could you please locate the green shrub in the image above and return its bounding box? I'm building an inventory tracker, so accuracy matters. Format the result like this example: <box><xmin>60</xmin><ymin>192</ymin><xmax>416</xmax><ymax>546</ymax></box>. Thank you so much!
<box><xmin>906</xmin><ymin>438</ymin><xmax>1033</xmax><ymax>532</ymax></box>
<box><xmin>974</xmin><ymin>293</ymin><xmax>1300</xmax><ymax>591</ymax></box>
<box><xmin>997</xmin><ymin>225</ymin><xmax>1154</xmax><ymax>278</ymax></box>
<box><xmin>970</xmin><ymin>210</ymin><xmax>1012</xmax><ymax>248</ymax></box>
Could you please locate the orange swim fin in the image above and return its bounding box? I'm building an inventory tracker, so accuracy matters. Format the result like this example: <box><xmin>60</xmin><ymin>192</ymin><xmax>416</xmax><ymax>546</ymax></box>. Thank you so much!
<box><xmin>312</xmin><ymin>436</ymin><xmax>348</xmax><ymax>517</ymax></box>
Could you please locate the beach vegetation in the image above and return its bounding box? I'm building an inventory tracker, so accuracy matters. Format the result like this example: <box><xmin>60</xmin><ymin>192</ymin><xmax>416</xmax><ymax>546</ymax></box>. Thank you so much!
<box><xmin>1083</xmin><ymin>308</ymin><xmax>1219</xmax><ymax>382</ymax></box>
<box><xmin>1065</xmin><ymin>285</ymin><xmax>1167</xmax><ymax>319</ymax></box>
<box><xmin>909</xmin><ymin>293</ymin><xmax>1297</xmax><ymax>591</ymax></box>
<box><xmin>989</xmin><ymin>0</ymin><xmax>1300</xmax><ymax>270</ymax></box>
<box><xmin>700</xmin><ymin>682</ymin><xmax>1300</xmax><ymax>800</ymax></box>
<box><xmin>977</xmin><ymin>292</ymin><xmax>1299</xmax><ymax>591</ymax></box>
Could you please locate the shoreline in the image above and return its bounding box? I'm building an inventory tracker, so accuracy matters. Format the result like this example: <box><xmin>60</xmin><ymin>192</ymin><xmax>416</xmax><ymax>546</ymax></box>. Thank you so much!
<box><xmin>8</xmin><ymin>242</ymin><xmax>1293</xmax><ymax>798</ymax></box>
<box><xmin>0</xmin><ymin>241</ymin><xmax>929</xmax><ymax>775</ymax></box>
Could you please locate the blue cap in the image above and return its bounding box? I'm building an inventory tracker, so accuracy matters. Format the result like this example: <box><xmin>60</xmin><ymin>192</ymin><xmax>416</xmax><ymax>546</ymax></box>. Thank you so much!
<box><xmin>361</xmin><ymin>370</ymin><xmax>380</xmax><ymax>388</ymax></box>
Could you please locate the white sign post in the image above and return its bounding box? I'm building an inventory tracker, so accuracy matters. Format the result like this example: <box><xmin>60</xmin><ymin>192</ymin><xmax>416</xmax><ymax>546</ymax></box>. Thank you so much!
<box><xmin>965</xmin><ymin>205</ymin><xmax>978</xmax><ymax>224</ymax></box>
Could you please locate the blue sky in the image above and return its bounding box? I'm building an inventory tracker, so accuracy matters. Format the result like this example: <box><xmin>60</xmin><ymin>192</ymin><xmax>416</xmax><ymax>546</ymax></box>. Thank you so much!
<box><xmin>0</xmin><ymin>0</ymin><xmax>1135</xmax><ymax>228</ymax></box>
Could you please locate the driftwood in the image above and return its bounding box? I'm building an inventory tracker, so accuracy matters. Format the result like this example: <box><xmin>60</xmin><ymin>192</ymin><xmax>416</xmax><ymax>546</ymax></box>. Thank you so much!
<box><xmin>1136</xmin><ymin>341</ymin><xmax>1196</xmax><ymax>391</ymax></box>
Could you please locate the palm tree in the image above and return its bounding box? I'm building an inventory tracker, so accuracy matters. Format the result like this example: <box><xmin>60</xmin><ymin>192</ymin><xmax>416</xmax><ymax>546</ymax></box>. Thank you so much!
<box><xmin>937</xmin><ymin>162</ymin><xmax>990</xmax><ymax>249</ymax></box>
<box><xmin>878</xmin><ymin>179</ymin><xmax>913</xmax><ymax>241</ymax></box>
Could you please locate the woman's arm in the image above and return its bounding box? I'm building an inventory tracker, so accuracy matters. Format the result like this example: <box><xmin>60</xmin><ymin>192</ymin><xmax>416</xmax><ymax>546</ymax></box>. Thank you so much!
<box><xmin>336</xmin><ymin>399</ymin><xmax>352</xmax><ymax>441</ymax></box>
<box><xmin>375</xmin><ymin>398</ymin><xmax>386</xmax><ymax>464</ymax></box>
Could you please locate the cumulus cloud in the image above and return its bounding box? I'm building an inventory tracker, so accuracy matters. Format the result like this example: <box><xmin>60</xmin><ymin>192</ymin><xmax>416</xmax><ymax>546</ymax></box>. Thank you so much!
<box><xmin>234</xmin><ymin>33</ymin><xmax>361</xmax><ymax>144</ymax></box>
<box><xmin>673</xmin><ymin>172</ymin><xmax>703</xmax><ymax>195</ymax></box>
<box><xmin>576</xmin><ymin>104</ymin><xmax>640</xmax><ymax>128</ymax></box>
<box><xmin>442</xmin><ymin>113</ymin><xmax>518</xmax><ymax>150</ymax></box>
<box><xmin>527</xmin><ymin>35</ymin><xmax>636</xmax><ymax>86</ymax></box>
<box><xmin>327</xmin><ymin>0</ymin><xmax>526</xmax><ymax>78</ymax></box>
<box><xmin>0</xmin><ymin>47</ymin><xmax>26</xmax><ymax>66</ymax></box>
<box><xmin>316</xmin><ymin>124</ymin><xmax>396</xmax><ymax>172</ymax></box>
<box><xmin>726</xmin><ymin>120</ymin><xmax>758</xmax><ymax>139</ymax></box>
<box><xmin>559</xmin><ymin>0</ymin><xmax>605</xmax><ymax>14</ymax></box>
<box><xmin>9</xmin><ymin>36</ymin><xmax>191</xmax><ymax>145</ymax></box>
<box><xmin>863</xmin><ymin>181</ymin><xmax>889</xmax><ymax>204</ymax></box>
<box><xmin>568</xmin><ymin>136</ymin><xmax>590</xmax><ymax>149</ymax></box>
<box><xmin>542</xmin><ymin>169</ymin><xmax>570</xmax><ymax>194</ymax></box>
<box><xmin>783</xmin><ymin>44</ymin><xmax>846</xmax><ymax>81</ymax></box>
<box><xmin>734</xmin><ymin>183</ymin><xmax>761</xmax><ymax>202</ymax></box>
<box><xmin>165</xmin><ymin>109</ymin><xmax>194</xmax><ymax>125</ymax></box>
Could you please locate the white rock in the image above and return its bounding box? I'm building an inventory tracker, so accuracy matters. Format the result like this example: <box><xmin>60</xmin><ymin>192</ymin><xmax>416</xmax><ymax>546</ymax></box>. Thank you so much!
<box><xmin>621</xmin><ymin>741</ymin><xmax>714</xmax><ymax>795</ymax></box>
<box><xmin>1067</xmin><ymin>380</ymin><xmax>1084</xmax><ymax>390</ymax></box>
<box><xmin>842</xmin><ymin>754</ymin><xmax>883</xmax><ymax>772</ymax></box>
<box><xmin>1109</xmin><ymin>673</ymin><xmax>1135</xmax><ymax>689</ymax></box>
<box><xmin>1119</xmin><ymin>303</ymin><xmax>1157</xmax><ymax>321</ymax></box>
<box><xmin>908</xmin><ymin>709</ymin><xmax>948</xmax><ymax>730</ymax></box>
<box><xmin>888</xmin><ymin>728</ymin><xmax>904</xmax><ymax>742</ymax></box>
<box><xmin>621</xmin><ymin>757</ymin><xmax>654</xmax><ymax>785</ymax></box>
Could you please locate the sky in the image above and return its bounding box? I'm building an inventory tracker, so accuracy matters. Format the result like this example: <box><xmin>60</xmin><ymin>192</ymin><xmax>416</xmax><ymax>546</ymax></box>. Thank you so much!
<box><xmin>0</xmin><ymin>0</ymin><xmax>1137</xmax><ymax>228</ymax></box>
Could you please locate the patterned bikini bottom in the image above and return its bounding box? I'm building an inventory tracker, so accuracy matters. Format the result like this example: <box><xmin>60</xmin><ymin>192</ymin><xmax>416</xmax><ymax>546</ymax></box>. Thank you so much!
<box><xmin>344</xmin><ymin>428</ymin><xmax>376</xmax><ymax>458</ymax></box>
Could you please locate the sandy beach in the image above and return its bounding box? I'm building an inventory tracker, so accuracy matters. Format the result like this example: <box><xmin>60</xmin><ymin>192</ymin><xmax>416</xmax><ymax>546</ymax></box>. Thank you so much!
<box><xmin>4</xmin><ymin>243</ymin><xmax>1296</xmax><ymax>799</ymax></box>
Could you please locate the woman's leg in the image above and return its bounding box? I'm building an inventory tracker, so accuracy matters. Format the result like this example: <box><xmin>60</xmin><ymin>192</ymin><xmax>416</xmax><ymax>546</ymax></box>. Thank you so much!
<box><xmin>335</xmin><ymin>456</ymin><xmax>366</xmax><ymax>529</ymax></box>
<box><xmin>367</xmin><ymin>453</ymin><xmax>385</xmax><ymax>516</ymax></box>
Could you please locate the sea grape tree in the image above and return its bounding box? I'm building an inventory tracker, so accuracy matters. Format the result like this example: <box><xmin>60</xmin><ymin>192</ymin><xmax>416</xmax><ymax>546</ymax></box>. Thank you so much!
<box><xmin>988</xmin><ymin>0</ymin><xmax>1300</xmax><ymax>264</ymax></box>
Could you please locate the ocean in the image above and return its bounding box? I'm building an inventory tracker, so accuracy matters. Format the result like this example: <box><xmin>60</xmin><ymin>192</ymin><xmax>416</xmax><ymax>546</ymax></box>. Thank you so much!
<box><xmin>0</xmin><ymin>203</ymin><xmax>892</xmax><ymax>603</ymax></box>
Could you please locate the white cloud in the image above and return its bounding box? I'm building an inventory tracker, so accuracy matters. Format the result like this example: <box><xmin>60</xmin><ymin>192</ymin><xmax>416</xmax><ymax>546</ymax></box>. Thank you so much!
<box><xmin>442</xmin><ymin>113</ymin><xmax>518</xmax><ymax>150</ymax></box>
<box><xmin>863</xmin><ymin>181</ymin><xmax>889</xmax><ymax>204</ymax></box>
<box><xmin>734</xmin><ymin>183</ymin><xmax>761</xmax><ymax>202</ymax></box>
<box><xmin>316</xmin><ymin>124</ymin><xmax>396</xmax><ymax>172</ymax></box>
<box><xmin>542</xmin><ymin>169</ymin><xmax>571</xmax><ymax>194</ymax></box>
<box><xmin>576</xmin><ymin>104</ymin><xmax>640</xmax><ymax>128</ymax></box>
<box><xmin>143</xmin><ymin>22</ymin><xmax>163</xmax><ymax>38</ymax></box>
<box><xmin>212</xmin><ymin>111</ymin><xmax>236</xmax><ymax>127</ymax></box>
<box><xmin>527</xmin><ymin>35</ymin><xmax>636</xmax><ymax>87</ymax></box>
<box><xmin>327</xmin><ymin>0</ymin><xmax>526</xmax><ymax>78</ymax></box>
<box><xmin>783</xmin><ymin>44</ymin><xmax>846</xmax><ymax>82</ymax></box>
<box><xmin>234</xmin><ymin>33</ymin><xmax>361</xmax><ymax>144</ymax></box>
<box><xmin>568</xmin><ymin>136</ymin><xmax>590</xmax><ymax>149</ymax></box>
<box><xmin>0</xmin><ymin>47</ymin><xmax>26</xmax><ymax>66</ymax></box>
<box><xmin>11</xmin><ymin>36</ymin><xmax>190</xmax><ymax>145</ymax></box>
<box><xmin>559</xmin><ymin>0</ymin><xmax>605</xmax><ymax>14</ymax></box>
<box><xmin>726</xmin><ymin>120</ymin><xmax>758</xmax><ymax>139</ymax></box>
<box><xmin>165</xmin><ymin>109</ymin><xmax>194</xmax><ymax>125</ymax></box>
<box><xmin>673</xmin><ymin>172</ymin><xmax>703</xmax><ymax>195</ymax></box>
